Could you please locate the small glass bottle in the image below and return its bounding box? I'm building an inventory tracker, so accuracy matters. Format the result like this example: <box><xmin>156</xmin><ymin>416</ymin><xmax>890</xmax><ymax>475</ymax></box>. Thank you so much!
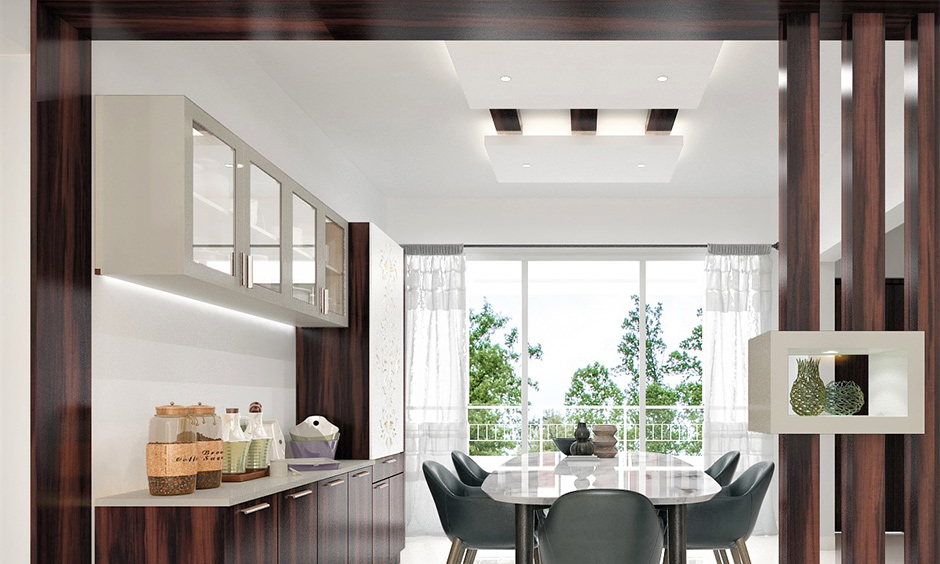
<box><xmin>189</xmin><ymin>403</ymin><xmax>223</xmax><ymax>489</ymax></box>
<box><xmin>243</xmin><ymin>401</ymin><xmax>272</xmax><ymax>471</ymax></box>
<box><xmin>146</xmin><ymin>402</ymin><xmax>197</xmax><ymax>496</ymax></box>
<box><xmin>222</xmin><ymin>407</ymin><xmax>251</xmax><ymax>474</ymax></box>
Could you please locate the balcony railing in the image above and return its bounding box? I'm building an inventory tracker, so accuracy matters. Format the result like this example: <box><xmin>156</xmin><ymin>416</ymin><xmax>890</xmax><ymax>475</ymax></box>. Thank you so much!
<box><xmin>467</xmin><ymin>405</ymin><xmax>704</xmax><ymax>458</ymax></box>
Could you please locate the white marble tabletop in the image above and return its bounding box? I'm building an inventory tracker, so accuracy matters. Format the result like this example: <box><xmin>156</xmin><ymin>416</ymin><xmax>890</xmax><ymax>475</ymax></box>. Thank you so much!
<box><xmin>481</xmin><ymin>451</ymin><xmax>721</xmax><ymax>506</ymax></box>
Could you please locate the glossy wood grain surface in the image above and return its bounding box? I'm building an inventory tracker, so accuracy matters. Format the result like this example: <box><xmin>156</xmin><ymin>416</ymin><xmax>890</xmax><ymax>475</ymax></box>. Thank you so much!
<box><xmin>349</xmin><ymin>467</ymin><xmax>374</xmax><ymax>564</ymax></box>
<box><xmin>297</xmin><ymin>223</ymin><xmax>371</xmax><ymax>459</ymax></box>
<box><xmin>373</xmin><ymin>480</ymin><xmax>391</xmax><ymax>564</ymax></box>
<box><xmin>491</xmin><ymin>109</ymin><xmax>523</xmax><ymax>135</ymax></box>
<box><xmin>279</xmin><ymin>486</ymin><xmax>318</xmax><ymax>564</ymax></box>
<box><xmin>840</xmin><ymin>13</ymin><xmax>886</xmax><ymax>564</ymax></box>
<box><xmin>570</xmin><ymin>109</ymin><xmax>597</xmax><ymax>134</ymax></box>
<box><xmin>32</xmin><ymin>3</ymin><xmax>93</xmax><ymax>563</ymax></box>
<box><xmin>319</xmin><ymin>475</ymin><xmax>350</xmax><ymax>564</ymax></box>
<box><xmin>389</xmin><ymin>473</ymin><xmax>406</xmax><ymax>557</ymax></box>
<box><xmin>777</xmin><ymin>12</ymin><xmax>821</xmax><ymax>564</ymax></box>
<box><xmin>96</xmin><ymin>506</ymin><xmax>225</xmax><ymax>564</ymax></box>
<box><xmin>646</xmin><ymin>109</ymin><xmax>678</xmax><ymax>135</ymax></box>
<box><xmin>904</xmin><ymin>13</ymin><xmax>940</xmax><ymax>564</ymax></box>
<box><xmin>41</xmin><ymin>1</ymin><xmax>940</xmax><ymax>40</ymax></box>
<box><xmin>226</xmin><ymin>495</ymin><xmax>279</xmax><ymax>564</ymax></box>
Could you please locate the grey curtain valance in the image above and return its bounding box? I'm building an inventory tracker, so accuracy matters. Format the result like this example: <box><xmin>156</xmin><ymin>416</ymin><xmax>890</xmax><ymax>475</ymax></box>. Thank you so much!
<box><xmin>707</xmin><ymin>244</ymin><xmax>773</xmax><ymax>256</ymax></box>
<box><xmin>403</xmin><ymin>244</ymin><xmax>464</xmax><ymax>256</ymax></box>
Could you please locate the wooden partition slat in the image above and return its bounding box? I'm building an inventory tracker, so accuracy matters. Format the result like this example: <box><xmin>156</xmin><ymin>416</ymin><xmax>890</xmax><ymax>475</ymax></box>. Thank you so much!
<box><xmin>840</xmin><ymin>12</ymin><xmax>887</xmax><ymax>564</ymax></box>
<box><xmin>778</xmin><ymin>12</ymin><xmax>821</xmax><ymax>564</ymax></box>
<box><xmin>904</xmin><ymin>13</ymin><xmax>940</xmax><ymax>564</ymax></box>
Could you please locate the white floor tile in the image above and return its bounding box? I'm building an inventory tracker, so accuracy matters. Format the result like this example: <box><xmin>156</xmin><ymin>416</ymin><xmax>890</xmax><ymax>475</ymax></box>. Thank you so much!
<box><xmin>402</xmin><ymin>533</ymin><xmax>906</xmax><ymax>564</ymax></box>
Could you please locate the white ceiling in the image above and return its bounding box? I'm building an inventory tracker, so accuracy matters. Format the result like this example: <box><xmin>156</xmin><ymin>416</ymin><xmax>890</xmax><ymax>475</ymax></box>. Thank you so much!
<box><xmin>445</xmin><ymin>41</ymin><xmax>722</xmax><ymax>109</ymax></box>
<box><xmin>485</xmin><ymin>135</ymin><xmax>683</xmax><ymax>183</ymax></box>
<box><xmin>246</xmin><ymin>40</ymin><xmax>779</xmax><ymax>199</ymax></box>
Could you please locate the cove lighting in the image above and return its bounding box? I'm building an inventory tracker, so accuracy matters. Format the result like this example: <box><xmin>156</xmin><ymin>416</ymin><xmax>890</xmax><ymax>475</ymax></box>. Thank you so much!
<box><xmin>657</xmin><ymin>75</ymin><xmax>669</xmax><ymax>82</ymax></box>
<box><xmin>500</xmin><ymin>75</ymin><xmax>512</xmax><ymax>82</ymax></box>
<box><xmin>823</xmin><ymin>350</ymin><xmax>839</xmax><ymax>355</ymax></box>
<box><xmin>224</xmin><ymin>163</ymin><xmax>245</xmax><ymax>169</ymax></box>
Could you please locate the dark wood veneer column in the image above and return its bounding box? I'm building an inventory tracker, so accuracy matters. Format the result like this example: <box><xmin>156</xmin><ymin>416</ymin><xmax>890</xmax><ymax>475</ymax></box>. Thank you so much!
<box><xmin>32</xmin><ymin>2</ymin><xmax>93</xmax><ymax>563</ymax></box>
<box><xmin>778</xmin><ymin>13</ymin><xmax>821</xmax><ymax>564</ymax></box>
<box><xmin>841</xmin><ymin>12</ymin><xmax>887</xmax><ymax>564</ymax></box>
<box><xmin>904</xmin><ymin>13</ymin><xmax>940</xmax><ymax>564</ymax></box>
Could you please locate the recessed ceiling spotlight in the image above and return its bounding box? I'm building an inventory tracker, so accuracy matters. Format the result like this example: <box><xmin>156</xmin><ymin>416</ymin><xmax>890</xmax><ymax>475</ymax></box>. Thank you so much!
<box><xmin>500</xmin><ymin>75</ymin><xmax>512</xmax><ymax>82</ymax></box>
<box><xmin>522</xmin><ymin>163</ymin><xmax>531</xmax><ymax>168</ymax></box>
<box><xmin>637</xmin><ymin>163</ymin><xmax>646</xmax><ymax>168</ymax></box>
<box><xmin>657</xmin><ymin>75</ymin><xmax>669</xmax><ymax>82</ymax></box>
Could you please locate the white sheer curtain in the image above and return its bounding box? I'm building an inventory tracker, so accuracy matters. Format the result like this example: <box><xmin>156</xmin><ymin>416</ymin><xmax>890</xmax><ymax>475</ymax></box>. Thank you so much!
<box><xmin>703</xmin><ymin>244</ymin><xmax>778</xmax><ymax>535</ymax></box>
<box><xmin>402</xmin><ymin>245</ymin><xmax>470</xmax><ymax>537</ymax></box>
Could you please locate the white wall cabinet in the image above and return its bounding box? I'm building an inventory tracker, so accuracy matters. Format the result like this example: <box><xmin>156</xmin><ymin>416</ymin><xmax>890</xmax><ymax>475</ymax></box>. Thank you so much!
<box><xmin>95</xmin><ymin>95</ymin><xmax>347</xmax><ymax>327</ymax></box>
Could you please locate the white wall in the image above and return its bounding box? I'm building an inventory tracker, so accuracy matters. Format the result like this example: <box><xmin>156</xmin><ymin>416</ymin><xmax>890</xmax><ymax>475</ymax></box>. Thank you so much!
<box><xmin>386</xmin><ymin>196</ymin><xmax>777</xmax><ymax>244</ymax></box>
<box><xmin>0</xmin><ymin>51</ymin><xmax>31</xmax><ymax>564</ymax></box>
<box><xmin>90</xmin><ymin>43</ymin><xmax>388</xmax><ymax>499</ymax></box>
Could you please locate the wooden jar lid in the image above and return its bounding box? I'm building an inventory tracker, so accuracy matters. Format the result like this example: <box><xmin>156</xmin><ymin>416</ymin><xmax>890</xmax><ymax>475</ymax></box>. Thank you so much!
<box><xmin>189</xmin><ymin>403</ymin><xmax>216</xmax><ymax>415</ymax></box>
<box><xmin>155</xmin><ymin>402</ymin><xmax>189</xmax><ymax>416</ymax></box>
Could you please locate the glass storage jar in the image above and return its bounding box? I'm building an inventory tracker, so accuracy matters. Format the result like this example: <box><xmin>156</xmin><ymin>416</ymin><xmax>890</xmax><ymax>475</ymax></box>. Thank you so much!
<box><xmin>222</xmin><ymin>407</ymin><xmax>251</xmax><ymax>474</ymax></box>
<box><xmin>189</xmin><ymin>403</ymin><xmax>223</xmax><ymax>489</ymax></box>
<box><xmin>146</xmin><ymin>402</ymin><xmax>198</xmax><ymax>496</ymax></box>
<box><xmin>243</xmin><ymin>402</ymin><xmax>271</xmax><ymax>471</ymax></box>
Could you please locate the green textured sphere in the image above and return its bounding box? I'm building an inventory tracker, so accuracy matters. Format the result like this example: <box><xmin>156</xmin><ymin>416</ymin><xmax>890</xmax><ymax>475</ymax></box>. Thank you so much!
<box><xmin>790</xmin><ymin>357</ymin><xmax>826</xmax><ymax>417</ymax></box>
<box><xmin>824</xmin><ymin>380</ymin><xmax>865</xmax><ymax>416</ymax></box>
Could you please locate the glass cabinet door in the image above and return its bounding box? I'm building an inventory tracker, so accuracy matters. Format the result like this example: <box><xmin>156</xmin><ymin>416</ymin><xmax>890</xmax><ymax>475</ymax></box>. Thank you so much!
<box><xmin>292</xmin><ymin>194</ymin><xmax>317</xmax><ymax>305</ymax></box>
<box><xmin>192</xmin><ymin>123</ymin><xmax>236</xmax><ymax>276</ymax></box>
<box><xmin>248</xmin><ymin>164</ymin><xmax>281</xmax><ymax>293</ymax></box>
<box><xmin>324</xmin><ymin>217</ymin><xmax>345</xmax><ymax>317</ymax></box>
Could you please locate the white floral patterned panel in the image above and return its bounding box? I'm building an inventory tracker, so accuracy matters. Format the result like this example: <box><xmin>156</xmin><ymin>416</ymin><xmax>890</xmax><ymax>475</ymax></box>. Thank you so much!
<box><xmin>368</xmin><ymin>224</ymin><xmax>405</xmax><ymax>459</ymax></box>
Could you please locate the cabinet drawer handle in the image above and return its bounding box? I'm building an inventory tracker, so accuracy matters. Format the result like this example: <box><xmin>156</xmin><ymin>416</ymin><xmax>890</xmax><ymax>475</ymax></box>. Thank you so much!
<box><xmin>382</xmin><ymin>458</ymin><xmax>398</xmax><ymax>465</ymax></box>
<box><xmin>374</xmin><ymin>483</ymin><xmax>389</xmax><ymax>490</ymax></box>
<box><xmin>240</xmin><ymin>502</ymin><xmax>271</xmax><ymax>515</ymax></box>
<box><xmin>352</xmin><ymin>470</ymin><xmax>370</xmax><ymax>478</ymax></box>
<box><xmin>247</xmin><ymin>254</ymin><xmax>254</xmax><ymax>289</ymax></box>
<box><xmin>287</xmin><ymin>489</ymin><xmax>313</xmax><ymax>500</ymax></box>
<box><xmin>324</xmin><ymin>479</ymin><xmax>345</xmax><ymax>487</ymax></box>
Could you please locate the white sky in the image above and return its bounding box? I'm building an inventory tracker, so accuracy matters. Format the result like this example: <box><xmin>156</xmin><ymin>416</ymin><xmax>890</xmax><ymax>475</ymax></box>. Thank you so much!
<box><xmin>466</xmin><ymin>259</ymin><xmax>704</xmax><ymax>408</ymax></box>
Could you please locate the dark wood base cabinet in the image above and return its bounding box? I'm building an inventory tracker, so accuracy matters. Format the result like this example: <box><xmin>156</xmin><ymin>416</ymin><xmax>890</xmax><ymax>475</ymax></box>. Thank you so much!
<box><xmin>96</xmin><ymin>468</ymin><xmax>406</xmax><ymax>564</ymax></box>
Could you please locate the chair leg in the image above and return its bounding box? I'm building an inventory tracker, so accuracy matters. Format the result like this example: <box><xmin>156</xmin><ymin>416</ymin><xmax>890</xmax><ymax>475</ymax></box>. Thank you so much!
<box><xmin>534</xmin><ymin>547</ymin><xmax>543</xmax><ymax>564</ymax></box>
<box><xmin>734</xmin><ymin>539</ymin><xmax>752</xmax><ymax>564</ymax></box>
<box><xmin>713</xmin><ymin>550</ymin><xmax>725</xmax><ymax>564</ymax></box>
<box><xmin>662</xmin><ymin>548</ymin><xmax>668</xmax><ymax>564</ymax></box>
<box><xmin>729</xmin><ymin>545</ymin><xmax>745</xmax><ymax>564</ymax></box>
<box><xmin>463</xmin><ymin>548</ymin><xmax>478</xmax><ymax>564</ymax></box>
<box><xmin>445</xmin><ymin>538</ymin><xmax>466</xmax><ymax>564</ymax></box>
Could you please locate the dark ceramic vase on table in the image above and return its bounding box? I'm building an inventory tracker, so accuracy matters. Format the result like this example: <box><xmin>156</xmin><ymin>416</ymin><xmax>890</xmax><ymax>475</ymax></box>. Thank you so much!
<box><xmin>569</xmin><ymin>422</ymin><xmax>595</xmax><ymax>456</ymax></box>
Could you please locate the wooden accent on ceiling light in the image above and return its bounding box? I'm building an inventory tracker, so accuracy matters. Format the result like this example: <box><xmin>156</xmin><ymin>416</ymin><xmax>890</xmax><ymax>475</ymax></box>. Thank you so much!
<box><xmin>646</xmin><ymin>109</ymin><xmax>679</xmax><ymax>135</ymax></box>
<box><xmin>490</xmin><ymin>109</ymin><xmax>522</xmax><ymax>135</ymax></box>
<box><xmin>904</xmin><ymin>13</ymin><xmax>940</xmax><ymax>564</ymax></box>
<box><xmin>840</xmin><ymin>12</ymin><xmax>887</xmax><ymax>564</ymax></box>
<box><xmin>778</xmin><ymin>12</ymin><xmax>821</xmax><ymax>564</ymax></box>
<box><xmin>570</xmin><ymin>109</ymin><xmax>597</xmax><ymax>135</ymax></box>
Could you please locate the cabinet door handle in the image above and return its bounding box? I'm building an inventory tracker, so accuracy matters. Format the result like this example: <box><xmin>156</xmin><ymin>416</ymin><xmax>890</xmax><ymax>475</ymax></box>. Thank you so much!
<box><xmin>231</xmin><ymin>251</ymin><xmax>236</xmax><ymax>278</ymax></box>
<box><xmin>382</xmin><ymin>458</ymin><xmax>398</xmax><ymax>465</ymax></box>
<box><xmin>374</xmin><ymin>483</ymin><xmax>389</xmax><ymax>490</ymax></box>
<box><xmin>240</xmin><ymin>502</ymin><xmax>271</xmax><ymax>515</ymax></box>
<box><xmin>287</xmin><ymin>489</ymin><xmax>313</xmax><ymax>500</ymax></box>
<box><xmin>323</xmin><ymin>288</ymin><xmax>329</xmax><ymax>313</ymax></box>
<box><xmin>324</xmin><ymin>479</ymin><xmax>345</xmax><ymax>488</ymax></box>
<box><xmin>352</xmin><ymin>470</ymin><xmax>370</xmax><ymax>478</ymax></box>
<box><xmin>247</xmin><ymin>255</ymin><xmax>254</xmax><ymax>289</ymax></box>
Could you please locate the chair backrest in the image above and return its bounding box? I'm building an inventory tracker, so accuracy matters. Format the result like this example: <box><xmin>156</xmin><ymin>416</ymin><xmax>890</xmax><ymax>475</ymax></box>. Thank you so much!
<box><xmin>539</xmin><ymin>490</ymin><xmax>664</xmax><ymax>564</ymax></box>
<box><xmin>728</xmin><ymin>461</ymin><xmax>775</xmax><ymax>540</ymax></box>
<box><xmin>452</xmin><ymin>451</ymin><xmax>490</xmax><ymax>487</ymax></box>
<box><xmin>705</xmin><ymin>451</ymin><xmax>741</xmax><ymax>487</ymax></box>
<box><xmin>422</xmin><ymin>460</ymin><xmax>517</xmax><ymax>549</ymax></box>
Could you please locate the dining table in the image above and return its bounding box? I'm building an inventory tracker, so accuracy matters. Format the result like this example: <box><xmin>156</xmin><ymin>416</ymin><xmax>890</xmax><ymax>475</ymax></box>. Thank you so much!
<box><xmin>480</xmin><ymin>451</ymin><xmax>722</xmax><ymax>564</ymax></box>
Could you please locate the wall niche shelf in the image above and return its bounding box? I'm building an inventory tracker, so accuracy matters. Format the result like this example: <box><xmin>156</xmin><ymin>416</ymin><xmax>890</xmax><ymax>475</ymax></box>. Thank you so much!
<box><xmin>748</xmin><ymin>330</ymin><xmax>925</xmax><ymax>434</ymax></box>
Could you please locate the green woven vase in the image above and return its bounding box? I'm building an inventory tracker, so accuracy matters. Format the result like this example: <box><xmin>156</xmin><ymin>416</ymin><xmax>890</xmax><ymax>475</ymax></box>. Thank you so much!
<box><xmin>825</xmin><ymin>380</ymin><xmax>865</xmax><ymax>415</ymax></box>
<box><xmin>790</xmin><ymin>357</ymin><xmax>826</xmax><ymax>416</ymax></box>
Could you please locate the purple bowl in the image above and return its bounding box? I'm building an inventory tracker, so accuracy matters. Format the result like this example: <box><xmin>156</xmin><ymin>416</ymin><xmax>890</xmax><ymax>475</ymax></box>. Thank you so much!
<box><xmin>291</xmin><ymin>439</ymin><xmax>339</xmax><ymax>459</ymax></box>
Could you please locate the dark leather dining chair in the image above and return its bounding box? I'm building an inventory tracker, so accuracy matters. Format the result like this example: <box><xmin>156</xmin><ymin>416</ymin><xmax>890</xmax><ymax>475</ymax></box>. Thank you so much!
<box><xmin>538</xmin><ymin>489</ymin><xmax>665</xmax><ymax>564</ymax></box>
<box><xmin>424</xmin><ymin>461</ymin><xmax>535</xmax><ymax>564</ymax></box>
<box><xmin>451</xmin><ymin>450</ymin><xmax>491</xmax><ymax>487</ymax></box>
<box><xmin>704</xmin><ymin>451</ymin><xmax>741</xmax><ymax>487</ymax></box>
<box><xmin>686</xmin><ymin>461</ymin><xmax>775</xmax><ymax>564</ymax></box>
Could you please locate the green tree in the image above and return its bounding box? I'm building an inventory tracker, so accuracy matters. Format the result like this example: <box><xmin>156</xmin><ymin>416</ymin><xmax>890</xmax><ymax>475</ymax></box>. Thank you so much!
<box><xmin>563</xmin><ymin>362</ymin><xmax>625</xmax><ymax>424</ymax></box>
<box><xmin>468</xmin><ymin>299</ymin><xmax>542</xmax><ymax>455</ymax></box>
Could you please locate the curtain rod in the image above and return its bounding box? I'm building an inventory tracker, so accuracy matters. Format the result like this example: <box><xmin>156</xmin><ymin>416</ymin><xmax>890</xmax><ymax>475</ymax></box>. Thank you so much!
<box><xmin>463</xmin><ymin>243</ymin><xmax>779</xmax><ymax>250</ymax></box>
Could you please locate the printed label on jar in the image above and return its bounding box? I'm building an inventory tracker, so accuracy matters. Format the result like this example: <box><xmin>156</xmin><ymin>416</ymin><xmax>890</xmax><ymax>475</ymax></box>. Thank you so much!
<box><xmin>146</xmin><ymin>442</ymin><xmax>198</xmax><ymax>478</ymax></box>
<box><xmin>197</xmin><ymin>439</ymin><xmax>224</xmax><ymax>472</ymax></box>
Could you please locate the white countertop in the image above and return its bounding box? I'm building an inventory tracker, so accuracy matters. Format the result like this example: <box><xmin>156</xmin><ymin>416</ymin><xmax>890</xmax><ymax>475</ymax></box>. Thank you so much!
<box><xmin>481</xmin><ymin>452</ymin><xmax>721</xmax><ymax>506</ymax></box>
<box><xmin>95</xmin><ymin>460</ymin><xmax>373</xmax><ymax>508</ymax></box>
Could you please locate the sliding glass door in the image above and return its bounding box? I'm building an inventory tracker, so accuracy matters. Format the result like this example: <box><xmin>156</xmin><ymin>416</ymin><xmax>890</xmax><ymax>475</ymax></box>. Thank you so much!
<box><xmin>467</xmin><ymin>254</ymin><xmax>705</xmax><ymax>466</ymax></box>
